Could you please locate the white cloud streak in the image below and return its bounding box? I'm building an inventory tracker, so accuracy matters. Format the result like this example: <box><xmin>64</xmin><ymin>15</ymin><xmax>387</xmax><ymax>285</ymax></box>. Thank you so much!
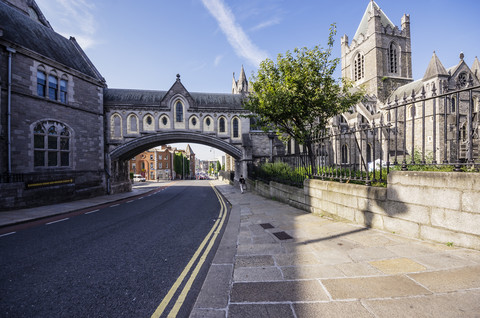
<box><xmin>201</xmin><ymin>0</ymin><xmax>268</xmax><ymax>66</ymax></box>
<box><xmin>214</xmin><ymin>55</ymin><xmax>223</xmax><ymax>66</ymax></box>
<box><xmin>250</xmin><ymin>17</ymin><xmax>281</xmax><ymax>32</ymax></box>
<box><xmin>37</xmin><ymin>0</ymin><xmax>97</xmax><ymax>50</ymax></box>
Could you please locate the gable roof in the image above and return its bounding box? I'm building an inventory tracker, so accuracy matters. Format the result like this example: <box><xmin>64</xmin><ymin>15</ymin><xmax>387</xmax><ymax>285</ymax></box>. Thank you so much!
<box><xmin>0</xmin><ymin>1</ymin><xmax>104</xmax><ymax>82</ymax></box>
<box><xmin>353</xmin><ymin>0</ymin><xmax>395</xmax><ymax>42</ymax></box>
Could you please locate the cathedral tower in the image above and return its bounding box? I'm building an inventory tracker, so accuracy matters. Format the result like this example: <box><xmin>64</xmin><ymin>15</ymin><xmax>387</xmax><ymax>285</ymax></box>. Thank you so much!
<box><xmin>232</xmin><ymin>65</ymin><xmax>248</xmax><ymax>95</ymax></box>
<box><xmin>341</xmin><ymin>0</ymin><xmax>413</xmax><ymax>102</ymax></box>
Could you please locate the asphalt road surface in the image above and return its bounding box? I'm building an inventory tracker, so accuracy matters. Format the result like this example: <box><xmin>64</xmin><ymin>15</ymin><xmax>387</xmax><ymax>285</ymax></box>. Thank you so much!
<box><xmin>0</xmin><ymin>180</ymin><xmax>227</xmax><ymax>317</ymax></box>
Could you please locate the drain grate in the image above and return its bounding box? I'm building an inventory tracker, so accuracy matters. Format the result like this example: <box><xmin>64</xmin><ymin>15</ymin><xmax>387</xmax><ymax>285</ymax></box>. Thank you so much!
<box><xmin>259</xmin><ymin>223</ymin><xmax>275</xmax><ymax>229</ymax></box>
<box><xmin>273</xmin><ymin>231</ymin><xmax>293</xmax><ymax>240</ymax></box>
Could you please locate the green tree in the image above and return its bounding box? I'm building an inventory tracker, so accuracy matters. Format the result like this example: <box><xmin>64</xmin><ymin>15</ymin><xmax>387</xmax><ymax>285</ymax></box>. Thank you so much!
<box><xmin>243</xmin><ymin>24</ymin><xmax>363</xmax><ymax>176</ymax></box>
<box><xmin>174</xmin><ymin>153</ymin><xmax>190</xmax><ymax>179</ymax></box>
<box><xmin>216</xmin><ymin>160</ymin><xmax>221</xmax><ymax>172</ymax></box>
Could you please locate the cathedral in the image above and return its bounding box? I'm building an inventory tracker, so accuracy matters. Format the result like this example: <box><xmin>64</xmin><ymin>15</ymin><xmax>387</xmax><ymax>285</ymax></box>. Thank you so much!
<box><xmin>331</xmin><ymin>0</ymin><xmax>480</xmax><ymax>166</ymax></box>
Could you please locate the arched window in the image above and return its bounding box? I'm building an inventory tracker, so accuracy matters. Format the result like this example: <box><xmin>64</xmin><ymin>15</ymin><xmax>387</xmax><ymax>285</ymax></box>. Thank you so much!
<box><xmin>48</xmin><ymin>74</ymin><xmax>58</xmax><ymax>100</ymax></box>
<box><xmin>127</xmin><ymin>114</ymin><xmax>138</xmax><ymax>133</ymax></box>
<box><xmin>232</xmin><ymin>117</ymin><xmax>239</xmax><ymax>138</ymax></box>
<box><xmin>175</xmin><ymin>101</ymin><xmax>183</xmax><ymax>122</ymax></box>
<box><xmin>354</xmin><ymin>52</ymin><xmax>364</xmax><ymax>81</ymax></box>
<box><xmin>37</xmin><ymin>70</ymin><xmax>46</xmax><ymax>97</ymax></box>
<box><xmin>389</xmin><ymin>43</ymin><xmax>397</xmax><ymax>73</ymax></box>
<box><xmin>219</xmin><ymin>117</ymin><xmax>226</xmax><ymax>133</ymax></box>
<box><xmin>451</xmin><ymin>97</ymin><xmax>456</xmax><ymax>113</ymax></box>
<box><xmin>33</xmin><ymin>121</ymin><xmax>71</xmax><ymax>167</ymax></box>
<box><xmin>110</xmin><ymin>113</ymin><xmax>122</xmax><ymax>138</ymax></box>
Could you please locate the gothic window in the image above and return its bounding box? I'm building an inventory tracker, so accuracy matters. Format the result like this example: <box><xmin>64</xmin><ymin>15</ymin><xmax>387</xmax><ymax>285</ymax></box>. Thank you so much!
<box><xmin>232</xmin><ymin>117</ymin><xmax>239</xmax><ymax>138</ymax></box>
<box><xmin>160</xmin><ymin>115</ymin><xmax>169</xmax><ymax>128</ymax></box>
<box><xmin>48</xmin><ymin>74</ymin><xmax>58</xmax><ymax>100</ymax></box>
<box><xmin>37</xmin><ymin>70</ymin><xmax>46</xmax><ymax>97</ymax></box>
<box><xmin>33</xmin><ymin>121</ymin><xmax>70</xmax><ymax>167</ymax></box>
<box><xmin>60</xmin><ymin>78</ymin><xmax>68</xmax><ymax>103</ymax></box>
<box><xmin>388</xmin><ymin>43</ymin><xmax>398</xmax><ymax>74</ymax></box>
<box><xmin>203</xmin><ymin>116</ymin><xmax>214</xmax><ymax>132</ymax></box>
<box><xmin>143</xmin><ymin>114</ymin><xmax>154</xmax><ymax>131</ymax></box>
<box><xmin>191</xmin><ymin>117</ymin><xmax>197</xmax><ymax>126</ymax></box>
<box><xmin>175</xmin><ymin>101</ymin><xmax>183</xmax><ymax>122</ymax></box>
<box><xmin>127</xmin><ymin>114</ymin><xmax>139</xmax><ymax>133</ymax></box>
<box><xmin>219</xmin><ymin>117</ymin><xmax>226</xmax><ymax>133</ymax></box>
<box><xmin>354</xmin><ymin>52</ymin><xmax>364</xmax><ymax>81</ymax></box>
<box><xmin>110</xmin><ymin>113</ymin><xmax>122</xmax><ymax>138</ymax></box>
<box><xmin>458</xmin><ymin>72</ymin><xmax>467</xmax><ymax>87</ymax></box>
<box><xmin>451</xmin><ymin>97</ymin><xmax>456</xmax><ymax>113</ymax></box>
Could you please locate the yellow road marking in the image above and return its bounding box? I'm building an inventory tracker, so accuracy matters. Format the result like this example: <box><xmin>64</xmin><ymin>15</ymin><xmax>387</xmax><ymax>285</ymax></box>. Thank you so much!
<box><xmin>151</xmin><ymin>182</ymin><xmax>227</xmax><ymax>318</ymax></box>
<box><xmin>167</xmin><ymin>185</ymin><xmax>227</xmax><ymax>317</ymax></box>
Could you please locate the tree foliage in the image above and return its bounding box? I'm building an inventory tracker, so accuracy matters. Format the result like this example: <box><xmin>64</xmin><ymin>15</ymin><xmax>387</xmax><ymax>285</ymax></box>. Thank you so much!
<box><xmin>174</xmin><ymin>153</ymin><xmax>189</xmax><ymax>177</ymax></box>
<box><xmin>243</xmin><ymin>24</ymin><xmax>364</xmax><ymax>175</ymax></box>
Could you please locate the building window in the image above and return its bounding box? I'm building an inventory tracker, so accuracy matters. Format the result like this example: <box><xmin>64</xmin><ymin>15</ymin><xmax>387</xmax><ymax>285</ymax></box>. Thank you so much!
<box><xmin>33</xmin><ymin>121</ymin><xmax>70</xmax><ymax>167</ymax></box>
<box><xmin>451</xmin><ymin>97</ymin><xmax>456</xmax><ymax>113</ymax></box>
<box><xmin>219</xmin><ymin>117</ymin><xmax>226</xmax><ymax>133</ymax></box>
<box><xmin>354</xmin><ymin>52</ymin><xmax>364</xmax><ymax>81</ymax></box>
<box><xmin>158</xmin><ymin>155</ymin><xmax>162</xmax><ymax>160</ymax></box>
<box><xmin>37</xmin><ymin>71</ymin><xmax>46</xmax><ymax>97</ymax></box>
<box><xmin>191</xmin><ymin>117</ymin><xmax>197</xmax><ymax>126</ymax></box>
<box><xmin>341</xmin><ymin>144</ymin><xmax>348</xmax><ymax>164</ymax></box>
<box><xmin>175</xmin><ymin>101</ymin><xmax>183</xmax><ymax>122</ymax></box>
<box><xmin>232</xmin><ymin>117</ymin><xmax>239</xmax><ymax>138</ymax></box>
<box><xmin>48</xmin><ymin>75</ymin><xmax>58</xmax><ymax>100</ymax></box>
<box><xmin>146</xmin><ymin>116</ymin><xmax>152</xmax><ymax>125</ymax></box>
<box><xmin>206</xmin><ymin>118</ymin><xmax>211</xmax><ymax>126</ymax></box>
<box><xmin>158</xmin><ymin>162</ymin><xmax>162</xmax><ymax>169</ymax></box>
<box><xmin>150</xmin><ymin>155</ymin><xmax>153</xmax><ymax>160</ymax></box>
<box><xmin>60</xmin><ymin>79</ymin><xmax>68</xmax><ymax>103</ymax></box>
<box><xmin>389</xmin><ymin>43</ymin><xmax>397</xmax><ymax>73</ymax></box>
<box><xmin>150</xmin><ymin>163</ymin><xmax>153</xmax><ymax>169</ymax></box>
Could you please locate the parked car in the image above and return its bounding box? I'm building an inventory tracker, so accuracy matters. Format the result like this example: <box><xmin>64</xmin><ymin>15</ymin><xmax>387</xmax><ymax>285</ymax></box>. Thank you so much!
<box><xmin>133</xmin><ymin>174</ymin><xmax>146</xmax><ymax>182</ymax></box>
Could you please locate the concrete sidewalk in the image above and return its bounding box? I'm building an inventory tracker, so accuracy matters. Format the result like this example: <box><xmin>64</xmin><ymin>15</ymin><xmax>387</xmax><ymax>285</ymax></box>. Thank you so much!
<box><xmin>191</xmin><ymin>181</ymin><xmax>480</xmax><ymax>318</ymax></box>
<box><xmin>0</xmin><ymin>181</ymin><xmax>170</xmax><ymax>228</ymax></box>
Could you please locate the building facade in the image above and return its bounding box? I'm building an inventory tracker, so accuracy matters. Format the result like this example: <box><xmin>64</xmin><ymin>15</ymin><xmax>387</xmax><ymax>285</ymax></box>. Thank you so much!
<box><xmin>0</xmin><ymin>0</ymin><xmax>107</xmax><ymax>209</ymax></box>
<box><xmin>128</xmin><ymin>145</ymin><xmax>175</xmax><ymax>181</ymax></box>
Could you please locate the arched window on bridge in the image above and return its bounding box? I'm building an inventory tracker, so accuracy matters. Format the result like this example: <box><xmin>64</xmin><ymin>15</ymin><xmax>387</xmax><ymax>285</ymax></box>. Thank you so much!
<box><xmin>110</xmin><ymin>113</ymin><xmax>122</xmax><ymax>139</ymax></box>
<box><xmin>175</xmin><ymin>101</ymin><xmax>183</xmax><ymax>122</ymax></box>
<box><xmin>232</xmin><ymin>117</ymin><xmax>240</xmax><ymax>138</ymax></box>
<box><xmin>218</xmin><ymin>117</ymin><xmax>226</xmax><ymax>133</ymax></box>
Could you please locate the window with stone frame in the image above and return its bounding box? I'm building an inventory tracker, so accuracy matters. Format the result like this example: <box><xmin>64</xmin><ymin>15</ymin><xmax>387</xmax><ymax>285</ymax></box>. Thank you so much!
<box><xmin>37</xmin><ymin>70</ymin><xmax>46</xmax><ymax>97</ymax></box>
<box><xmin>34</xmin><ymin>121</ymin><xmax>71</xmax><ymax>167</ymax></box>
<box><xmin>388</xmin><ymin>42</ymin><xmax>398</xmax><ymax>74</ymax></box>
<box><xmin>60</xmin><ymin>78</ymin><xmax>68</xmax><ymax>103</ymax></box>
<box><xmin>232</xmin><ymin>117</ymin><xmax>239</xmax><ymax>138</ymax></box>
<box><xmin>48</xmin><ymin>74</ymin><xmax>58</xmax><ymax>100</ymax></box>
<box><xmin>219</xmin><ymin>117</ymin><xmax>226</xmax><ymax>133</ymax></box>
<box><xmin>175</xmin><ymin>101</ymin><xmax>183</xmax><ymax>122</ymax></box>
<box><xmin>354</xmin><ymin>52</ymin><xmax>365</xmax><ymax>81</ymax></box>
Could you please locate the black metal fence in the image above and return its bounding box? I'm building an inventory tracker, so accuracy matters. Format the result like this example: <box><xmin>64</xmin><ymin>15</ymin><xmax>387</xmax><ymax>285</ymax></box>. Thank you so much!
<box><xmin>249</xmin><ymin>84</ymin><xmax>480</xmax><ymax>187</ymax></box>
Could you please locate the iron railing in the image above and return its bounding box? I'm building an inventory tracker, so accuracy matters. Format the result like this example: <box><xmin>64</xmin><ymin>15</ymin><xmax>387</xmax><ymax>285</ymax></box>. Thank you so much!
<box><xmin>249</xmin><ymin>84</ymin><xmax>480</xmax><ymax>187</ymax></box>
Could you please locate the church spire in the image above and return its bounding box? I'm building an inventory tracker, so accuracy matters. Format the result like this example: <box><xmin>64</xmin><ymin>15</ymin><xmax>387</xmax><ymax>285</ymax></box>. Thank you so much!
<box><xmin>423</xmin><ymin>51</ymin><xmax>448</xmax><ymax>80</ymax></box>
<box><xmin>232</xmin><ymin>65</ymin><xmax>248</xmax><ymax>95</ymax></box>
<box><xmin>471</xmin><ymin>56</ymin><xmax>480</xmax><ymax>81</ymax></box>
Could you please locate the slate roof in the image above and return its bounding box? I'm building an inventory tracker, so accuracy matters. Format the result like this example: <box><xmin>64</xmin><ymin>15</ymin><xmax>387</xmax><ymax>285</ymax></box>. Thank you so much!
<box><xmin>353</xmin><ymin>0</ymin><xmax>395</xmax><ymax>42</ymax></box>
<box><xmin>104</xmin><ymin>88</ymin><xmax>246</xmax><ymax>110</ymax></box>
<box><xmin>0</xmin><ymin>1</ymin><xmax>103</xmax><ymax>81</ymax></box>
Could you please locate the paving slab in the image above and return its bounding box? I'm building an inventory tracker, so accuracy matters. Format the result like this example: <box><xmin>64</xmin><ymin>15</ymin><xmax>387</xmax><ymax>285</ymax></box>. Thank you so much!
<box><xmin>293</xmin><ymin>301</ymin><xmax>374</xmax><ymax>318</ymax></box>
<box><xmin>233</xmin><ymin>266</ymin><xmax>283</xmax><ymax>282</ymax></box>
<box><xmin>408</xmin><ymin>265</ymin><xmax>480</xmax><ymax>292</ymax></box>
<box><xmin>228</xmin><ymin>304</ymin><xmax>295</xmax><ymax>318</ymax></box>
<box><xmin>364</xmin><ymin>289</ymin><xmax>480</xmax><ymax>318</ymax></box>
<box><xmin>369</xmin><ymin>257</ymin><xmax>427</xmax><ymax>274</ymax></box>
<box><xmin>230</xmin><ymin>280</ymin><xmax>329</xmax><ymax>302</ymax></box>
<box><xmin>281</xmin><ymin>264</ymin><xmax>345</xmax><ymax>279</ymax></box>
<box><xmin>321</xmin><ymin>275</ymin><xmax>431</xmax><ymax>299</ymax></box>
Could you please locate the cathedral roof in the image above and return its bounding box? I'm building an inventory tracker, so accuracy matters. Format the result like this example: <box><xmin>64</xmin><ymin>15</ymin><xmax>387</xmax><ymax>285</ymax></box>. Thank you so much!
<box><xmin>388</xmin><ymin>79</ymin><xmax>424</xmax><ymax>102</ymax></box>
<box><xmin>0</xmin><ymin>1</ymin><xmax>103</xmax><ymax>82</ymax></box>
<box><xmin>353</xmin><ymin>0</ymin><xmax>395</xmax><ymax>42</ymax></box>
<box><xmin>423</xmin><ymin>51</ymin><xmax>448</xmax><ymax>80</ymax></box>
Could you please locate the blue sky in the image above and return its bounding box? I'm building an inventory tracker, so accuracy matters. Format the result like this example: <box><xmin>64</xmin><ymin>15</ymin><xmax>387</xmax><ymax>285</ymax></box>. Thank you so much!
<box><xmin>35</xmin><ymin>0</ymin><xmax>480</xmax><ymax>159</ymax></box>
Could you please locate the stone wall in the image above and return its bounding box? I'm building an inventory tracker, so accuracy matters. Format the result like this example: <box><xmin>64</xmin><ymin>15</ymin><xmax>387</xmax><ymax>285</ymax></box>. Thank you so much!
<box><xmin>247</xmin><ymin>171</ymin><xmax>480</xmax><ymax>250</ymax></box>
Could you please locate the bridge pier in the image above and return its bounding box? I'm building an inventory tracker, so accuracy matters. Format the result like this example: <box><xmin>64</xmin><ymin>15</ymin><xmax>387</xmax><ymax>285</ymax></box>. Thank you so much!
<box><xmin>109</xmin><ymin>159</ymin><xmax>132</xmax><ymax>194</ymax></box>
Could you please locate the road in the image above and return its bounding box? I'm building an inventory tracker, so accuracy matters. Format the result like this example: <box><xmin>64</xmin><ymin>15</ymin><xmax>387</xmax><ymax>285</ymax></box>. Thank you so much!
<box><xmin>0</xmin><ymin>180</ymin><xmax>227</xmax><ymax>317</ymax></box>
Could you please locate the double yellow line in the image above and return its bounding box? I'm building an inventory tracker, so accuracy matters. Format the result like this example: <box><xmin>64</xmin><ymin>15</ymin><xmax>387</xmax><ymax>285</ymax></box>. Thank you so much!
<box><xmin>151</xmin><ymin>183</ymin><xmax>227</xmax><ymax>318</ymax></box>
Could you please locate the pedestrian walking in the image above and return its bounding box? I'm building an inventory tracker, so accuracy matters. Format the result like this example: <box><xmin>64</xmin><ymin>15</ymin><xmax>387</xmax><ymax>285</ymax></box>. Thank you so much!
<box><xmin>239</xmin><ymin>175</ymin><xmax>245</xmax><ymax>193</ymax></box>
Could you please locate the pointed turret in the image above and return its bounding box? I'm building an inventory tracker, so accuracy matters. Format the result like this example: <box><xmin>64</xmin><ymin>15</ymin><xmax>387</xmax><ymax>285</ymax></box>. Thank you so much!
<box><xmin>471</xmin><ymin>56</ymin><xmax>480</xmax><ymax>81</ymax></box>
<box><xmin>232</xmin><ymin>66</ymin><xmax>248</xmax><ymax>95</ymax></box>
<box><xmin>353</xmin><ymin>0</ymin><xmax>394</xmax><ymax>42</ymax></box>
<box><xmin>423</xmin><ymin>51</ymin><xmax>448</xmax><ymax>80</ymax></box>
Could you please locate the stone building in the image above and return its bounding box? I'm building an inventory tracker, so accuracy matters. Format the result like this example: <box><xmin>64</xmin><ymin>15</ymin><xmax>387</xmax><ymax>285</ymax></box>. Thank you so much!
<box><xmin>0</xmin><ymin>0</ymin><xmax>107</xmax><ymax>209</ymax></box>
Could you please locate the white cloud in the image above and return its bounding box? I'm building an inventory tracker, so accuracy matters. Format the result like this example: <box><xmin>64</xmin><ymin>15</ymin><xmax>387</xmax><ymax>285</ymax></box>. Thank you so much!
<box><xmin>36</xmin><ymin>0</ymin><xmax>97</xmax><ymax>50</ymax></box>
<box><xmin>250</xmin><ymin>17</ymin><xmax>281</xmax><ymax>32</ymax></box>
<box><xmin>201</xmin><ymin>0</ymin><xmax>268</xmax><ymax>66</ymax></box>
<box><xmin>214</xmin><ymin>55</ymin><xmax>223</xmax><ymax>66</ymax></box>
